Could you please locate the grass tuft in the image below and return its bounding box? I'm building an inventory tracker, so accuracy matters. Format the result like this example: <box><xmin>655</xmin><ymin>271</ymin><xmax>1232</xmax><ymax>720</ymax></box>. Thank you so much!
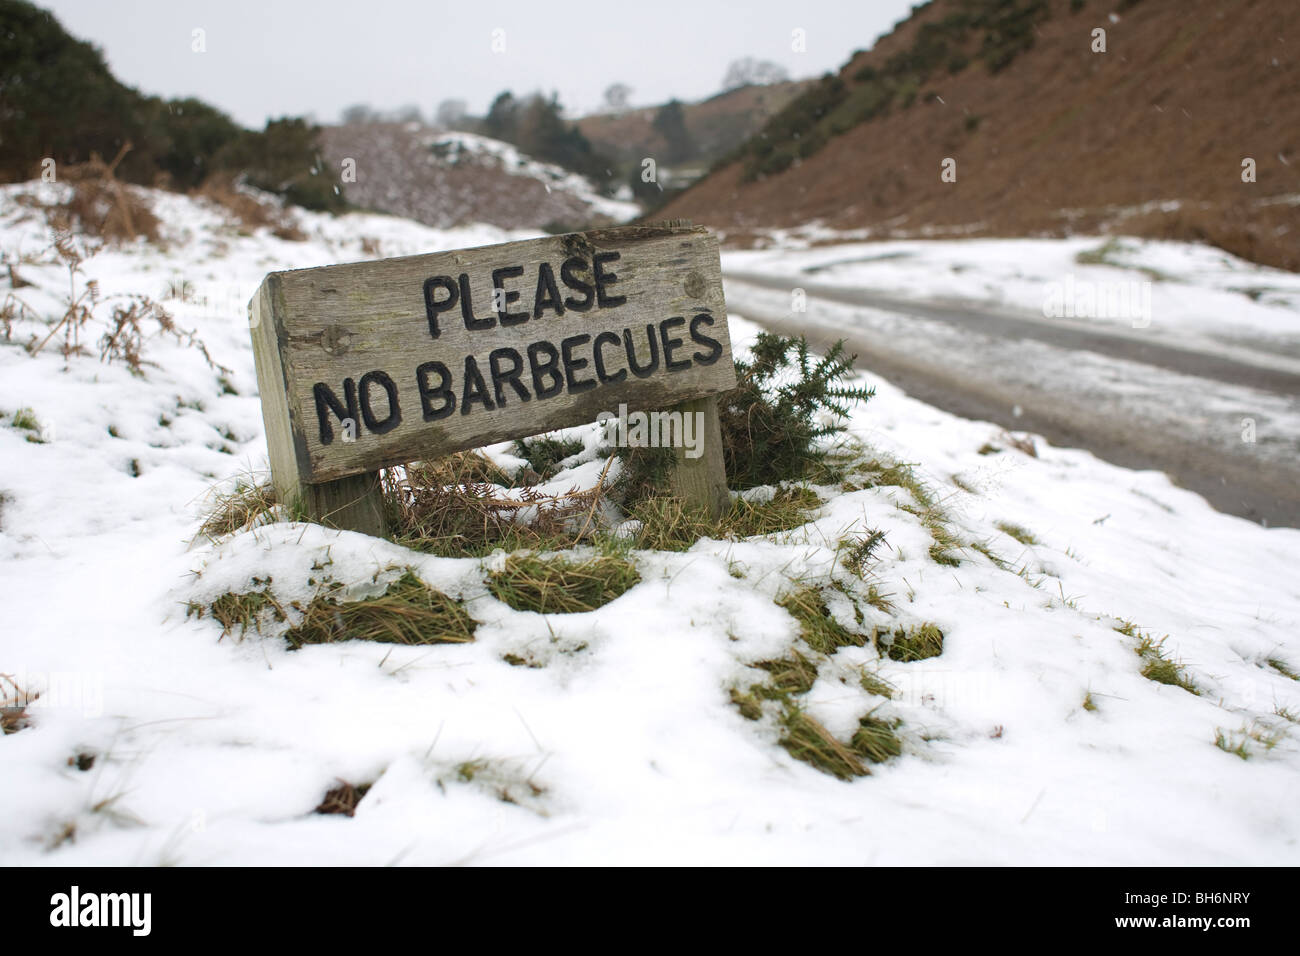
<box><xmin>1135</xmin><ymin>632</ymin><xmax>1199</xmax><ymax>695</ymax></box>
<box><xmin>187</xmin><ymin>582</ymin><xmax>285</xmax><ymax>641</ymax></box>
<box><xmin>876</xmin><ymin>623</ymin><xmax>945</xmax><ymax>662</ymax></box>
<box><xmin>1</xmin><ymin>673</ymin><xmax>36</xmax><ymax>734</ymax></box>
<box><xmin>997</xmin><ymin>521</ymin><xmax>1038</xmax><ymax>546</ymax></box>
<box><xmin>851</xmin><ymin>455</ymin><xmax>934</xmax><ymax>506</ymax></box>
<box><xmin>487</xmin><ymin>551</ymin><xmax>640</xmax><ymax>614</ymax></box>
<box><xmin>11</xmin><ymin>407</ymin><xmax>40</xmax><ymax>432</ymax></box>
<box><xmin>859</xmin><ymin>668</ymin><xmax>896</xmax><ymax>699</ymax></box>
<box><xmin>728</xmin><ymin>486</ymin><xmax>822</xmax><ymax>537</ymax></box>
<box><xmin>779</xmin><ymin>706</ymin><xmax>869</xmax><ymax>780</ymax></box>
<box><xmin>864</xmin><ymin>584</ymin><xmax>895</xmax><ymax>613</ymax></box>
<box><xmin>752</xmin><ymin>653</ymin><xmax>820</xmax><ymax>701</ymax></box>
<box><xmin>285</xmin><ymin>570</ymin><xmax>476</xmax><ymax>649</ymax></box>
<box><xmin>197</xmin><ymin>477</ymin><xmax>277</xmax><ymax>540</ymax></box>
<box><xmin>850</xmin><ymin>712</ymin><xmax>904</xmax><ymax>763</ymax></box>
<box><xmin>629</xmin><ymin>486</ymin><xmax>821</xmax><ymax>552</ymax></box>
<box><xmin>777</xmin><ymin>586</ymin><xmax>867</xmax><ymax>655</ymax></box>
<box><xmin>1267</xmin><ymin>658</ymin><xmax>1300</xmax><ymax>682</ymax></box>
<box><xmin>1215</xmin><ymin>722</ymin><xmax>1284</xmax><ymax>760</ymax></box>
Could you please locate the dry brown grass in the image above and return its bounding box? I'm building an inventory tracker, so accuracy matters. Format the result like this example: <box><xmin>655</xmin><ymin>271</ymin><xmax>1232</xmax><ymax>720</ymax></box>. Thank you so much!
<box><xmin>46</xmin><ymin>144</ymin><xmax>161</xmax><ymax>245</ymax></box>
<box><xmin>23</xmin><ymin>230</ymin><xmax>229</xmax><ymax>375</ymax></box>
<box><xmin>196</xmin><ymin>476</ymin><xmax>278</xmax><ymax>541</ymax></box>
<box><xmin>314</xmin><ymin>780</ymin><xmax>372</xmax><ymax>816</ymax></box>
<box><xmin>384</xmin><ymin>452</ymin><xmax>613</xmax><ymax>557</ymax></box>
<box><xmin>1</xmin><ymin>673</ymin><xmax>37</xmax><ymax>734</ymax></box>
<box><xmin>197</xmin><ymin>175</ymin><xmax>306</xmax><ymax>241</ymax></box>
<box><xmin>1122</xmin><ymin>201</ymin><xmax>1300</xmax><ymax>274</ymax></box>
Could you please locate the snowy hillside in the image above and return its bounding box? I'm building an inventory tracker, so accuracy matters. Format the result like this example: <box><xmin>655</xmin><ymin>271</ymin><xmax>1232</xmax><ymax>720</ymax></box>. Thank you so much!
<box><xmin>1</xmin><ymin>183</ymin><xmax>1298</xmax><ymax>865</ymax></box>
<box><xmin>319</xmin><ymin>122</ymin><xmax>638</xmax><ymax>231</ymax></box>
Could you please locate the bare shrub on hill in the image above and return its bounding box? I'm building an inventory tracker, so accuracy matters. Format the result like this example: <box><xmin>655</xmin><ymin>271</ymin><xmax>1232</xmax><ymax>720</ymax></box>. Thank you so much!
<box><xmin>41</xmin><ymin>144</ymin><xmax>161</xmax><ymax>245</ymax></box>
<box><xmin>197</xmin><ymin>175</ymin><xmax>306</xmax><ymax>241</ymax></box>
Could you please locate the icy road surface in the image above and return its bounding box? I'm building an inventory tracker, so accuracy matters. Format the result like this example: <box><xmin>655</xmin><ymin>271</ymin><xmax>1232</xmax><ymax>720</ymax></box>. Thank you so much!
<box><xmin>723</xmin><ymin>238</ymin><xmax>1300</xmax><ymax>527</ymax></box>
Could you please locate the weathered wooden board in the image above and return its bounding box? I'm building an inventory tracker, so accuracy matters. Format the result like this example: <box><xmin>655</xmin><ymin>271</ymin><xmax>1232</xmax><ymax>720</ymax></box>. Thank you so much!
<box><xmin>251</xmin><ymin>222</ymin><xmax>734</xmax><ymax>488</ymax></box>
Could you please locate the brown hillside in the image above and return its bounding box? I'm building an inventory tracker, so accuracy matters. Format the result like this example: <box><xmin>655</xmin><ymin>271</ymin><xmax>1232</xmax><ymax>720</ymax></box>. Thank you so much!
<box><xmin>659</xmin><ymin>0</ymin><xmax>1300</xmax><ymax>270</ymax></box>
<box><xmin>577</xmin><ymin>80</ymin><xmax>814</xmax><ymax>164</ymax></box>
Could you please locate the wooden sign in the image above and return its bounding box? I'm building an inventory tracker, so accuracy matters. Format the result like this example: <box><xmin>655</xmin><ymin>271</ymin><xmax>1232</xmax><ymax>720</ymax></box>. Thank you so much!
<box><xmin>249</xmin><ymin>221</ymin><xmax>736</xmax><ymax>535</ymax></box>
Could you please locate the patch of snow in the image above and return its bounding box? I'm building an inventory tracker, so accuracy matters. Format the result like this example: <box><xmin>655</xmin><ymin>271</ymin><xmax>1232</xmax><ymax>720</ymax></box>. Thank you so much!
<box><xmin>1</xmin><ymin>185</ymin><xmax>1297</xmax><ymax>865</ymax></box>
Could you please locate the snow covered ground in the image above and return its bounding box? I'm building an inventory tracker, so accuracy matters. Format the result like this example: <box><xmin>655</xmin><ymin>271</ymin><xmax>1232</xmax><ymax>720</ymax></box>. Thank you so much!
<box><xmin>1</xmin><ymin>184</ymin><xmax>1298</xmax><ymax>865</ymax></box>
<box><xmin>724</xmin><ymin>235</ymin><xmax>1300</xmax><ymax>355</ymax></box>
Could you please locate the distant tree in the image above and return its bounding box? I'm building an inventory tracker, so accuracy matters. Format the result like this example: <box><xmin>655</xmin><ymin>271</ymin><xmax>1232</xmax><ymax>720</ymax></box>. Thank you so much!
<box><xmin>340</xmin><ymin>103</ymin><xmax>376</xmax><ymax>125</ymax></box>
<box><xmin>143</xmin><ymin>96</ymin><xmax>243</xmax><ymax>190</ymax></box>
<box><xmin>517</xmin><ymin>92</ymin><xmax>608</xmax><ymax>182</ymax></box>
<box><xmin>213</xmin><ymin>117</ymin><xmax>344</xmax><ymax>212</ymax></box>
<box><xmin>0</xmin><ymin>0</ymin><xmax>149</xmax><ymax>181</ymax></box>
<box><xmin>483</xmin><ymin>91</ymin><xmax>518</xmax><ymax>142</ymax></box>
<box><xmin>721</xmin><ymin>57</ymin><xmax>790</xmax><ymax>91</ymax></box>
<box><xmin>651</xmin><ymin>99</ymin><xmax>695</xmax><ymax>164</ymax></box>
<box><xmin>435</xmin><ymin>98</ymin><xmax>467</xmax><ymax>128</ymax></box>
<box><xmin>602</xmin><ymin>83</ymin><xmax>633</xmax><ymax>112</ymax></box>
<box><xmin>0</xmin><ymin>0</ymin><xmax>339</xmax><ymax>210</ymax></box>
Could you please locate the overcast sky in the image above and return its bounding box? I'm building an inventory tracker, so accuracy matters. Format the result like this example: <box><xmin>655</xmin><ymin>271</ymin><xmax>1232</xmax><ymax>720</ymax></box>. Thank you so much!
<box><xmin>37</xmin><ymin>0</ymin><xmax>918</xmax><ymax>127</ymax></box>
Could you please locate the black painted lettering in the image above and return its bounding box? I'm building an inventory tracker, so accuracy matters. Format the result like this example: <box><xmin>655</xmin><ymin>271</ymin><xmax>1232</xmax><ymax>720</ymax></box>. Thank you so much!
<box><xmin>689</xmin><ymin>312</ymin><xmax>724</xmax><ymax>366</ymax></box>
<box><xmin>358</xmin><ymin>370</ymin><xmax>402</xmax><ymax>434</ymax></box>
<box><xmin>560</xmin><ymin>256</ymin><xmax>594</xmax><ymax>312</ymax></box>
<box><xmin>313</xmin><ymin>379</ymin><xmax>358</xmax><ymax>445</ymax></box>
<box><xmin>423</xmin><ymin>276</ymin><xmax>457</xmax><ymax>340</ymax></box>
<box><xmin>460</xmin><ymin>355</ymin><xmax>495</xmax><ymax>414</ymax></box>
<box><xmin>459</xmin><ymin>273</ymin><xmax>495</xmax><ymax>331</ymax></box>
<box><xmin>593</xmin><ymin>330</ymin><xmax>627</xmax><ymax>384</ymax></box>
<box><xmin>528</xmin><ymin>341</ymin><xmax>564</xmax><ymax>399</ymax></box>
<box><xmin>489</xmin><ymin>347</ymin><xmax>530</xmax><ymax>406</ymax></box>
<box><xmin>415</xmin><ymin>361</ymin><xmax>456</xmax><ymax>421</ymax></box>
<box><xmin>623</xmin><ymin>324</ymin><xmax>660</xmax><ymax>378</ymax></box>
<box><xmin>560</xmin><ymin>334</ymin><xmax>596</xmax><ymax>394</ymax></box>
<box><xmin>659</xmin><ymin>316</ymin><xmax>690</xmax><ymax>371</ymax></box>
<box><xmin>593</xmin><ymin>251</ymin><xmax>627</xmax><ymax>309</ymax></box>
<box><xmin>492</xmin><ymin>265</ymin><xmax>529</xmax><ymax>326</ymax></box>
<box><xmin>532</xmin><ymin>262</ymin><xmax>565</xmax><ymax>319</ymax></box>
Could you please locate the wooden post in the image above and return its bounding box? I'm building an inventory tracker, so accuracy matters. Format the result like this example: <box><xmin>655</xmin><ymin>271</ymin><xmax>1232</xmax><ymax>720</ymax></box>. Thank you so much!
<box><xmin>666</xmin><ymin>395</ymin><xmax>730</xmax><ymax>519</ymax></box>
<box><xmin>657</xmin><ymin>220</ymin><xmax>729</xmax><ymax>519</ymax></box>
<box><xmin>249</xmin><ymin>279</ymin><xmax>387</xmax><ymax>536</ymax></box>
